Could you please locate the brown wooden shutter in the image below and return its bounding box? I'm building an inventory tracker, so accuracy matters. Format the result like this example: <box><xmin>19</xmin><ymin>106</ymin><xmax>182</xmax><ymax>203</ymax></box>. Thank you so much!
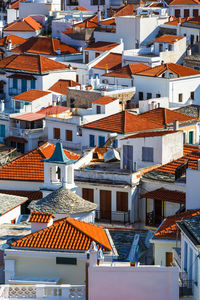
<box><xmin>117</xmin><ymin>192</ymin><xmax>128</xmax><ymax>212</ymax></box>
<box><xmin>82</xmin><ymin>188</ymin><xmax>94</xmax><ymax>203</ymax></box>
<box><xmin>66</xmin><ymin>130</ymin><xmax>73</xmax><ymax>141</ymax></box>
<box><xmin>54</xmin><ymin>128</ymin><xmax>60</xmax><ymax>139</ymax></box>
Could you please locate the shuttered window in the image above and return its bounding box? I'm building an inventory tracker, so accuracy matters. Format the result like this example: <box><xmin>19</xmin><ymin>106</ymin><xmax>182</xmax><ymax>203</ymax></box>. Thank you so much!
<box><xmin>89</xmin><ymin>135</ymin><xmax>95</xmax><ymax>147</ymax></box>
<box><xmin>98</xmin><ymin>136</ymin><xmax>105</xmax><ymax>147</ymax></box>
<box><xmin>142</xmin><ymin>147</ymin><xmax>153</xmax><ymax>162</ymax></box>
<box><xmin>54</xmin><ymin>128</ymin><xmax>60</xmax><ymax>139</ymax></box>
<box><xmin>82</xmin><ymin>188</ymin><xmax>94</xmax><ymax>202</ymax></box>
<box><xmin>0</xmin><ymin>125</ymin><xmax>5</xmax><ymax>138</ymax></box>
<box><xmin>117</xmin><ymin>192</ymin><xmax>128</xmax><ymax>212</ymax></box>
<box><xmin>66</xmin><ymin>130</ymin><xmax>72</xmax><ymax>141</ymax></box>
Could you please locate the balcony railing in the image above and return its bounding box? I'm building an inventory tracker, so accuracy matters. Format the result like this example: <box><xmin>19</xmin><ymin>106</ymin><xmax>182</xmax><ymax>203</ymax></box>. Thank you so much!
<box><xmin>95</xmin><ymin>210</ymin><xmax>130</xmax><ymax>224</ymax></box>
<box><xmin>0</xmin><ymin>284</ymin><xmax>85</xmax><ymax>299</ymax></box>
<box><xmin>179</xmin><ymin>280</ymin><xmax>194</xmax><ymax>297</ymax></box>
<box><xmin>145</xmin><ymin>211</ymin><xmax>164</xmax><ymax>227</ymax></box>
<box><xmin>10</xmin><ymin>127</ymin><xmax>44</xmax><ymax>138</ymax></box>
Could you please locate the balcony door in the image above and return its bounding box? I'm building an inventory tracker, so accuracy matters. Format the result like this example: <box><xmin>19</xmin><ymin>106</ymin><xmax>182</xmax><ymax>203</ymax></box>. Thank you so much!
<box><xmin>154</xmin><ymin>199</ymin><xmax>163</xmax><ymax>226</ymax></box>
<box><xmin>100</xmin><ymin>190</ymin><xmax>111</xmax><ymax>220</ymax></box>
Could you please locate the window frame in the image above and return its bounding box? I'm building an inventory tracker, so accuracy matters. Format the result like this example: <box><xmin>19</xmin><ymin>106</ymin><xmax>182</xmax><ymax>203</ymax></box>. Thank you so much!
<box><xmin>142</xmin><ymin>147</ymin><xmax>154</xmax><ymax>162</ymax></box>
<box><xmin>53</xmin><ymin>127</ymin><xmax>60</xmax><ymax>140</ymax></box>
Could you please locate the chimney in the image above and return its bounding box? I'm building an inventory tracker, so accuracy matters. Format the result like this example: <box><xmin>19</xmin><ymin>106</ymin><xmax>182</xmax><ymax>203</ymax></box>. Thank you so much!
<box><xmin>56</xmin><ymin>48</ymin><xmax>61</xmax><ymax>55</ymax></box>
<box><xmin>7</xmin><ymin>39</ymin><xmax>12</xmax><ymax>51</ymax></box>
<box><xmin>187</xmin><ymin>47</ymin><xmax>191</xmax><ymax>56</ymax></box>
<box><xmin>97</xmin><ymin>6</ymin><xmax>101</xmax><ymax>22</ymax></box>
<box><xmin>173</xmin><ymin>120</ymin><xmax>179</xmax><ymax>131</ymax></box>
<box><xmin>29</xmin><ymin>212</ymin><xmax>54</xmax><ymax>233</ymax></box>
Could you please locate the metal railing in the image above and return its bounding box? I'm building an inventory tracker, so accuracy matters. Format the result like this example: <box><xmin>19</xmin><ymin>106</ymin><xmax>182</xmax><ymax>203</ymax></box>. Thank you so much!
<box><xmin>179</xmin><ymin>280</ymin><xmax>194</xmax><ymax>297</ymax></box>
<box><xmin>95</xmin><ymin>210</ymin><xmax>130</xmax><ymax>224</ymax></box>
<box><xmin>145</xmin><ymin>211</ymin><xmax>163</xmax><ymax>227</ymax></box>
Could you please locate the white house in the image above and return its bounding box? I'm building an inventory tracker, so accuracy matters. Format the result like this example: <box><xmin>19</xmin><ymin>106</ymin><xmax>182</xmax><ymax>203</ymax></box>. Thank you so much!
<box><xmin>168</xmin><ymin>0</ymin><xmax>200</xmax><ymax>18</ymax></box>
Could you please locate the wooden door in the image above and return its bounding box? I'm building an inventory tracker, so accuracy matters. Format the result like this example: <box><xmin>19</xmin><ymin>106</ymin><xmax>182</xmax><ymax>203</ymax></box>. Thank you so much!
<box><xmin>175</xmin><ymin>9</ymin><xmax>180</xmax><ymax>17</ymax></box>
<box><xmin>100</xmin><ymin>190</ymin><xmax>111</xmax><ymax>220</ymax></box>
<box><xmin>154</xmin><ymin>199</ymin><xmax>162</xmax><ymax>226</ymax></box>
<box><xmin>166</xmin><ymin>252</ymin><xmax>173</xmax><ymax>267</ymax></box>
<box><xmin>184</xmin><ymin>9</ymin><xmax>189</xmax><ymax>17</ymax></box>
<box><xmin>82</xmin><ymin>188</ymin><xmax>94</xmax><ymax>203</ymax></box>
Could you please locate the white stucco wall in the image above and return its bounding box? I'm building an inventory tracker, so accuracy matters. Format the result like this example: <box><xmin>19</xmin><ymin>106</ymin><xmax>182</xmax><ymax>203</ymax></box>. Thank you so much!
<box><xmin>152</xmin><ymin>239</ymin><xmax>178</xmax><ymax>266</ymax></box>
<box><xmin>186</xmin><ymin>168</ymin><xmax>200</xmax><ymax>210</ymax></box>
<box><xmin>0</xmin><ymin>205</ymin><xmax>21</xmax><ymax>225</ymax></box>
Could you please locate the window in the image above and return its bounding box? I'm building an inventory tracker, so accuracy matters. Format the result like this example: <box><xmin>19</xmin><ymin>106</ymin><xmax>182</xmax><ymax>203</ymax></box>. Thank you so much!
<box><xmin>113</xmin><ymin>139</ymin><xmax>118</xmax><ymax>148</ymax></box>
<box><xmin>22</xmin><ymin>79</ymin><xmax>27</xmax><ymax>92</ymax></box>
<box><xmin>13</xmin><ymin>78</ymin><xmax>18</xmax><ymax>89</ymax></box>
<box><xmin>66</xmin><ymin>130</ymin><xmax>72</xmax><ymax>141</ymax></box>
<box><xmin>190</xmin><ymin>91</ymin><xmax>194</xmax><ymax>100</ymax></box>
<box><xmin>0</xmin><ymin>125</ymin><xmax>5</xmax><ymax>138</ymax></box>
<box><xmin>168</xmin><ymin>44</ymin><xmax>172</xmax><ymax>51</ymax></box>
<box><xmin>89</xmin><ymin>134</ymin><xmax>95</xmax><ymax>147</ymax></box>
<box><xmin>70</xmin><ymin>98</ymin><xmax>75</xmax><ymax>108</ymax></box>
<box><xmin>184</xmin><ymin>9</ymin><xmax>189</xmax><ymax>17</ymax></box>
<box><xmin>98</xmin><ymin>136</ymin><xmax>105</xmax><ymax>147</ymax></box>
<box><xmin>147</xmin><ymin>93</ymin><xmax>152</xmax><ymax>99</ymax></box>
<box><xmin>95</xmin><ymin>52</ymin><xmax>100</xmax><ymax>58</ymax></box>
<box><xmin>15</xmin><ymin>101</ymin><xmax>21</xmax><ymax>109</ymax></box>
<box><xmin>191</xmin><ymin>35</ymin><xmax>194</xmax><ymax>45</ymax></box>
<box><xmin>142</xmin><ymin>147</ymin><xmax>153</xmax><ymax>162</ymax></box>
<box><xmin>175</xmin><ymin>9</ymin><xmax>180</xmax><ymax>17</ymax></box>
<box><xmin>156</xmin><ymin>94</ymin><xmax>161</xmax><ymax>98</ymax></box>
<box><xmin>85</xmin><ymin>51</ymin><xmax>89</xmax><ymax>64</ymax></box>
<box><xmin>189</xmin><ymin>248</ymin><xmax>193</xmax><ymax>280</ymax></box>
<box><xmin>54</xmin><ymin>128</ymin><xmax>60</xmax><ymax>139</ymax></box>
<box><xmin>82</xmin><ymin>188</ymin><xmax>94</xmax><ymax>202</ymax></box>
<box><xmin>139</xmin><ymin>92</ymin><xmax>143</xmax><ymax>100</ymax></box>
<box><xmin>184</xmin><ymin>242</ymin><xmax>188</xmax><ymax>271</ymax></box>
<box><xmin>56</xmin><ymin>257</ymin><xmax>77</xmax><ymax>265</ymax></box>
<box><xmin>159</xmin><ymin>44</ymin><xmax>163</xmax><ymax>52</ymax></box>
<box><xmin>31</xmin><ymin>80</ymin><xmax>36</xmax><ymax>89</ymax></box>
<box><xmin>178</xmin><ymin>93</ymin><xmax>183</xmax><ymax>102</ymax></box>
<box><xmin>96</xmin><ymin>105</ymin><xmax>101</xmax><ymax>114</ymax></box>
<box><xmin>193</xmin><ymin>9</ymin><xmax>198</xmax><ymax>17</ymax></box>
<box><xmin>166</xmin><ymin>252</ymin><xmax>173</xmax><ymax>267</ymax></box>
<box><xmin>117</xmin><ymin>192</ymin><xmax>128</xmax><ymax>212</ymax></box>
<box><xmin>194</xmin><ymin>255</ymin><xmax>198</xmax><ymax>285</ymax></box>
<box><xmin>123</xmin><ymin>145</ymin><xmax>133</xmax><ymax>171</ymax></box>
<box><xmin>183</xmin><ymin>132</ymin><xmax>186</xmax><ymax>144</ymax></box>
<box><xmin>189</xmin><ymin>131</ymin><xmax>194</xmax><ymax>144</ymax></box>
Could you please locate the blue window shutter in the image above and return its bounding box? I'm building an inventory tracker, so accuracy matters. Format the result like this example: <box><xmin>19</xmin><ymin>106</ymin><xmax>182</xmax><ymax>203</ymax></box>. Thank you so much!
<box><xmin>31</xmin><ymin>80</ymin><xmax>36</xmax><ymax>89</ymax></box>
<box><xmin>0</xmin><ymin>125</ymin><xmax>5</xmax><ymax>137</ymax></box>
<box><xmin>98</xmin><ymin>136</ymin><xmax>105</xmax><ymax>147</ymax></box>
<box><xmin>142</xmin><ymin>147</ymin><xmax>153</xmax><ymax>162</ymax></box>
<box><xmin>13</xmin><ymin>78</ymin><xmax>18</xmax><ymax>89</ymax></box>
<box><xmin>123</xmin><ymin>145</ymin><xmax>133</xmax><ymax>170</ymax></box>
<box><xmin>113</xmin><ymin>139</ymin><xmax>118</xmax><ymax>148</ymax></box>
<box><xmin>22</xmin><ymin>79</ymin><xmax>27</xmax><ymax>92</ymax></box>
<box><xmin>89</xmin><ymin>135</ymin><xmax>95</xmax><ymax>147</ymax></box>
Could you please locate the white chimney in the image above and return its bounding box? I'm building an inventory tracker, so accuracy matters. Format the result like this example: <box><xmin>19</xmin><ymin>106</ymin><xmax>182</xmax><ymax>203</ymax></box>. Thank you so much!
<box><xmin>97</xmin><ymin>6</ymin><xmax>101</xmax><ymax>22</ymax></box>
<box><xmin>173</xmin><ymin>120</ymin><xmax>179</xmax><ymax>131</ymax></box>
<box><xmin>29</xmin><ymin>212</ymin><xmax>54</xmax><ymax>233</ymax></box>
<box><xmin>7</xmin><ymin>39</ymin><xmax>12</xmax><ymax>51</ymax></box>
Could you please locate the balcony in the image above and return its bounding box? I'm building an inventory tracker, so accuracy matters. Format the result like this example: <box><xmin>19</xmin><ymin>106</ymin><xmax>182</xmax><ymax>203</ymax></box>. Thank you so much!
<box><xmin>95</xmin><ymin>210</ymin><xmax>131</xmax><ymax>224</ymax></box>
<box><xmin>9</xmin><ymin>127</ymin><xmax>45</xmax><ymax>139</ymax></box>
<box><xmin>145</xmin><ymin>211</ymin><xmax>163</xmax><ymax>227</ymax></box>
<box><xmin>179</xmin><ymin>273</ymin><xmax>193</xmax><ymax>297</ymax></box>
<box><xmin>0</xmin><ymin>284</ymin><xmax>85</xmax><ymax>299</ymax></box>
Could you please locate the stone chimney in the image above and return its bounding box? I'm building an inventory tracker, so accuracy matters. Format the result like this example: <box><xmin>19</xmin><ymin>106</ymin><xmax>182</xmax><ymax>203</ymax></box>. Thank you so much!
<box><xmin>29</xmin><ymin>212</ymin><xmax>54</xmax><ymax>233</ymax></box>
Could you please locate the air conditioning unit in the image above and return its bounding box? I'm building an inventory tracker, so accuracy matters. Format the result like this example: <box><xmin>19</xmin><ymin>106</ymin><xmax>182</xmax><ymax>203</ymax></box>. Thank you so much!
<box><xmin>102</xmin><ymin>79</ymin><xmax>108</xmax><ymax>84</ymax></box>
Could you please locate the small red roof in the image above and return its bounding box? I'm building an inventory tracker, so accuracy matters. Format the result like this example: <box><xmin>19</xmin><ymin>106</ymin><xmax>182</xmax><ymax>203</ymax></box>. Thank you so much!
<box><xmin>85</xmin><ymin>41</ymin><xmax>120</xmax><ymax>51</ymax></box>
<box><xmin>103</xmin><ymin>63</ymin><xmax>151</xmax><ymax>78</ymax></box>
<box><xmin>169</xmin><ymin>0</ymin><xmax>200</xmax><ymax>5</ymax></box>
<box><xmin>13</xmin><ymin>89</ymin><xmax>51</xmax><ymax>102</ymax></box>
<box><xmin>29</xmin><ymin>212</ymin><xmax>54</xmax><ymax>223</ymax></box>
<box><xmin>11</xmin><ymin>216</ymin><xmax>112</xmax><ymax>251</ymax></box>
<box><xmin>11</xmin><ymin>112</ymin><xmax>45</xmax><ymax>122</ymax></box>
<box><xmin>122</xmin><ymin>130</ymin><xmax>177</xmax><ymax>139</ymax></box>
<box><xmin>154</xmin><ymin>209</ymin><xmax>200</xmax><ymax>240</ymax></box>
<box><xmin>37</xmin><ymin>105</ymin><xmax>69</xmax><ymax>116</ymax></box>
<box><xmin>93</xmin><ymin>53</ymin><xmax>122</xmax><ymax>70</ymax></box>
<box><xmin>99</xmin><ymin>18</ymin><xmax>116</xmax><ymax>26</ymax></box>
<box><xmin>92</xmin><ymin>96</ymin><xmax>116</xmax><ymax>105</ymax></box>
<box><xmin>48</xmin><ymin>79</ymin><xmax>81</xmax><ymax>95</ymax></box>
<box><xmin>141</xmin><ymin>188</ymin><xmax>185</xmax><ymax>204</ymax></box>
<box><xmin>4</xmin><ymin>16</ymin><xmax>42</xmax><ymax>32</ymax></box>
<box><xmin>114</xmin><ymin>4</ymin><xmax>135</xmax><ymax>16</ymax></box>
<box><xmin>0</xmin><ymin>35</ymin><xmax>26</xmax><ymax>47</ymax></box>
<box><xmin>72</xmin><ymin>14</ymin><xmax>98</xmax><ymax>28</ymax></box>
<box><xmin>72</xmin><ymin>6</ymin><xmax>89</xmax><ymax>10</ymax></box>
<box><xmin>154</xmin><ymin>35</ymin><xmax>184</xmax><ymax>43</ymax></box>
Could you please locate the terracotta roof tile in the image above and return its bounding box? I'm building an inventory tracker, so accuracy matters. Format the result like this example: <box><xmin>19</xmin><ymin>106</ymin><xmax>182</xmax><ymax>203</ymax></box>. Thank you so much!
<box><xmin>122</xmin><ymin>130</ymin><xmax>177</xmax><ymax>139</ymax></box>
<box><xmin>0</xmin><ymin>54</ymin><xmax>68</xmax><ymax>74</ymax></box>
<box><xmin>99</xmin><ymin>18</ymin><xmax>116</xmax><ymax>25</ymax></box>
<box><xmin>141</xmin><ymin>188</ymin><xmax>185</xmax><ymax>204</ymax></box>
<box><xmin>0</xmin><ymin>35</ymin><xmax>26</xmax><ymax>47</ymax></box>
<box><xmin>37</xmin><ymin>105</ymin><xmax>70</xmax><ymax>115</ymax></box>
<box><xmin>169</xmin><ymin>0</ymin><xmax>200</xmax><ymax>5</ymax></box>
<box><xmin>114</xmin><ymin>4</ymin><xmax>135</xmax><ymax>16</ymax></box>
<box><xmin>13</xmin><ymin>89</ymin><xmax>51</xmax><ymax>102</ymax></box>
<box><xmin>154</xmin><ymin>34</ymin><xmax>184</xmax><ymax>43</ymax></box>
<box><xmin>92</xmin><ymin>96</ymin><xmax>116</xmax><ymax>105</ymax></box>
<box><xmin>48</xmin><ymin>79</ymin><xmax>81</xmax><ymax>95</ymax></box>
<box><xmin>72</xmin><ymin>14</ymin><xmax>98</xmax><ymax>28</ymax></box>
<box><xmin>103</xmin><ymin>63</ymin><xmax>151</xmax><ymax>78</ymax></box>
<box><xmin>165</xmin><ymin>16</ymin><xmax>200</xmax><ymax>25</ymax></box>
<box><xmin>11</xmin><ymin>36</ymin><xmax>78</xmax><ymax>55</ymax></box>
<box><xmin>0</xmin><ymin>190</ymin><xmax>42</xmax><ymax>201</ymax></box>
<box><xmin>85</xmin><ymin>41</ymin><xmax>120</xmax><ymax>51</ymax></box>
<box><xmin>93</xmin><ymin>53</ymin><xmax>122</xmax><ymax>70</ymax></box>
<box><xmin>154</xmin><ymin>209</ymin><xmax>200</xmax><ymax>240</ymax></box>
<box><xmin>136</xmin><ymin>63</ymin><xmax>200</xmax><ymax>77</ymax></box>
<box><xmin>139</xmin><ymin>107</ymin><xmax>196</xmax><ymax>126</ymax></box>
<box><xmin>11</xmin><ymin>217</ymin><xmax>112</xmax><ymax>251</ymax></box>
<box><xmin>11</xmin><ymin>112</ymin><xmax>45</xmax><ymax>122</ymax></box>
<box><xmin>72</xmin><ymin>6</ymin><xmax>89</xmax><ymax>10</ymax></box>
<box><xmin>83</xmin><ymin>111</ymin><xmax>162</xmax><ymax>133</ymax></box>
<box><xmin>29</xmin><ymin>212</ymin><xmax>54</xmax><ymax>223</ymax></box>
<box><xmin>0</xmin><ymin>142</ymin><xmax>80</xmax><ymax>181</ymax></box>
<box><xmin>4</xmin><ymin>16</ymin><xmax>42</xmax><ymax>32</ymax></box>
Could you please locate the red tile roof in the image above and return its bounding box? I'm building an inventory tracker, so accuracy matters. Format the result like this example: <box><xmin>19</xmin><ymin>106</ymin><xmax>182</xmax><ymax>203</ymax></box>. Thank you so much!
<box><xmin>29</xmin><ymin>212</ymin><xmax>54</xmax><ymax>223</ymax></box>
<box><xmin>114</xmin><ymin>4</ymin><xmax>135</xmax><ymax>16</ymax></box>
<box><xmin>73</xmin><ymin>14</ymin><xmax>98</xmax><ymax>28</ymax></box>
<box><xmin>103</xmin><ymin>63</ymin><xmax>151</xmax><ymax>78</ymax></box>
<box><xmin>93</xmin><ymin>53</ymin><xmax>122</xmax><ymax>70</ymax></box>
<box><xmin>13</xmin><ymin>89</ymin><xmax>51</xmax><ymax>102</ymax></box>
<box><xmin>72</xmin><ymin>6</ymin><xmax>89</xmax><ymax>10</ymax></box>
<box><xmin>10</xmin><ymin>0</ymin><xmax>26</xmax><ymax>9</ymax></box>
<box><xmin>0</xmin><ymin>35</ymin><xmax>26</xmax><ymax>47</ymax></box>
<box><xmin>139</xmin><ymin>107</ymin><xmax>196</xmax><ymax>126</ymax></box>
<box><xmin>11</xmin><ymin>36</ymin><xmax>78</xmax><ymax>55</ymax></box>
<box><xmin>99</xmin><ymin>18</ymin><xmax>116</xmax><ymax>25</ymax></box>
<box><xmin>83</xmin><ymin>110</ymin><xmax>162</xmax><ymax>133</ymax></box>
<box><xmin>37</xmin><ymin>105</ymin><xmax>69</xmax><ymax>115</ymax></box>
<box><xmin>165</xmin><ymin>16</ymin><xmax>200</xmax><ymax>25</ymax></box>
<box><xmin>48</xmin><ymin>79</ymin><xmax>81</xmax><ymax>95</ymax></box>
<box><xmin>11</xmin><ymin>112</ymin><xmax>45</xmax><ymax>122</ymax></box>
<box><xmin>11</xmin><ymin>217</ymin><xmax>112</xmax><ymax>251</ymax></box>
<box><xmin>0</xmin><ymin>142</ymin><xmax>80</xmax><ymax>181</ymax></box>
<box><xmin>92</xmin><ymin>96</ymin><xmax>116</xmax><ymax>105</ymax></box>
<box><xmin>85</xmin><ymin>41</ymin><xmax>120</xmax><ymax>51</ymax></box>
<box><xmin>4</xmin><ymin>16</ymin><xmax>42</xmax><ymax>32</ymax></box>
<box><xmin>141</xmin><ymin>188</ymin><xmax>185</xmax><ymax>204</ymax></box>
<box><xmin>0</xmin><ymin>190</ymin><xmax>42</xmax><ymax>201</ymax></box>
<box><xmin>154</xmin><ymin>209</ymin><xmax>200</xmax><ymax>240</ymax></box>
<box><xmin>0</xmin><ymin>54</ymin><xmax>68</xmax><ymax>74</ymax></box>
<box><xmin>169</xmin><ymin>0</ymin><xmax>200</xmax><ymax>5</ymax></box>
<box><xmin>154</xmin><ymin>35</ymin><xmax>184</xmax><ymax>43</ymax></box>
<box><xmin>136</xmin><ymin>63</ymin><xmax>200</xmax><ymax>77</ymax></box>
<box><xmin>122</xmin><ymin>130</ymin><xmax>177</xmax><ymax>139</ymax></box>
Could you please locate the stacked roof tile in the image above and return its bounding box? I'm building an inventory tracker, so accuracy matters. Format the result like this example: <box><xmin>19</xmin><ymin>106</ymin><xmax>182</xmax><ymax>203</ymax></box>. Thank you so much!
<box><xmin>29</xmin><ymin>212</ymin><xmax>54</xmax><ymax>223</ymax></box>
<box><xmin>103</xmin><ymin>63</ymin><xmax>151</xmax><ymax>78</ymax></box>
<box><xmin>154</xmin><ymin>35</ymin><xmax>184</xmax><ymax>43</ymax></box>
<box><xmin>4</xmin><ymin>16</ymin><xmax>42</xmax><ymax>32</ymax></box>
<box><xmin>93</xmin><ymin>53</ymin><xmax>122</xmax><ymax>70</ymax></box>
<box><xmin>141</xmin><ymin>188</ymin><xmax>185</xmax><ymax>204</ymax></box>
<box><xmin>0</xmin><ymin>35</ymin><xmax>26</xmax><ymax>47</ymax></box>
<box><xmin>48</xmin><ymin>79</ymin><xmax>81</xmax><ymax>95</ymax></box>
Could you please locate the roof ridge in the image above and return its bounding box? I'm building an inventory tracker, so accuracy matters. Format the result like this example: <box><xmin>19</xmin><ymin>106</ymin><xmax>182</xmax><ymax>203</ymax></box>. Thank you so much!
<box><xmin>38</xmin><ymin>54</ymin><xmax>42</xmax><ymax>74</ymax></box>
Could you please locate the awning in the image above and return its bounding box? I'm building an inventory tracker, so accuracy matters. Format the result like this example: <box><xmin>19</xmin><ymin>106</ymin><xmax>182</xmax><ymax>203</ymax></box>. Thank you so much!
<box><xmin>141</xmin><ymin>188</ymin><xmax>185</xmax><ymax>204</ymax></box>
<box><xmin>7</xmin><ymin>74</ymin><xmax>36</xmax><ymax>80</ymax></box>
<box><xmin>4</xmin><ymin>136</ymin><xmax>27</xmax><ymax>143</ymax></box>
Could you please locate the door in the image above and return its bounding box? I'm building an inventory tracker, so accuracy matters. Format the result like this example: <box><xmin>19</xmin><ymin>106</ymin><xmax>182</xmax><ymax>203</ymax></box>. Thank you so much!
<box><xmin>82</xmin><ymin>188</ymin><xmax>94</xmax><ymax>203</ymax></box>
<box><xmin>100</xmin><ymin>190</ymin><xmax>111</xmax><ymax>220</ymax></box>
<box><xmin>189</xmin><ymin>131</ymin><xmax>194</xmax><ymax>144</ymax></box>
<box><xmin>184</xmin><ymin>9</ymin><xmax>189</xmax><ymax>17</ymax></box>
<box><xmin>154</xmin><ymin>199</ymin><xmax>162</xmax><ymax>226</ymax></box>
<box><xmin>166</xmin><ymin>252</ymin><xmax>173</xmax><ymax>267</ymax></box>
<box><xmin>123</xmin><ymin>145</ymin><xmax>133</xmax><ymax>171</ymax></box>
<box><xmin>175</xmin><ymin>9</ymin><xmax>180</xmax><ymax>17</ymax></box>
